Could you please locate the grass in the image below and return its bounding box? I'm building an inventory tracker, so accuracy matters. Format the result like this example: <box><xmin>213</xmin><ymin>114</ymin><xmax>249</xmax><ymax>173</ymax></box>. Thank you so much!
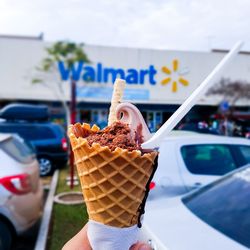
<box><xmin>46</xmin><ymin>166</ymin><xmax>88</xmax><ymax>250</ymax></box>
<box><xmin>56</xmin><ymin>166</ymin><xmax>81</xmax><ymax>193</ymax></box>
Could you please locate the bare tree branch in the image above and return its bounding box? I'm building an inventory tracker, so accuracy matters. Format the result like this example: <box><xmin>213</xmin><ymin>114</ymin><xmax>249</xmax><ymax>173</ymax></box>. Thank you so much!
<box><xmin>206</xmin><ymin>78</ymin><xmax>250</xmax><ymax>105</ymax></box>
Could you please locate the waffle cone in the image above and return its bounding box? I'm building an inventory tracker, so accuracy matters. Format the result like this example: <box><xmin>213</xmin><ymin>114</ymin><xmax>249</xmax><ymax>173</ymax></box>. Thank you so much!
<box><xmin>68</xmin><ymin>124</ymin><xmax>157</xmax><ymax>228</ymax></box>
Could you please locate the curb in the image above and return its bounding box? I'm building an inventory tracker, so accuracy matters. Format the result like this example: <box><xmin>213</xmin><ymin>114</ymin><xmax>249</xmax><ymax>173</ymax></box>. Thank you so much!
<box><xmin>34</xmin><ymin>170</ymin><xmax>59</xmax><ymax>250</ymax></box>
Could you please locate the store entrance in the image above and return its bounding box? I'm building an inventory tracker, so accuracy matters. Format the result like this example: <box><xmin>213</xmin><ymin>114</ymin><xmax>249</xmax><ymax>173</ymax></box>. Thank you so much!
<box><xmin>146</xmin><ymin>111</ymin><xmax>163</xmax><ymax>132</ymax></box>
<box><xmin>78</xmin><ymin>108</ymin><xmax>166</xmax><ymax>132</ymax></box>
<box><xmin>79</xmin><ymin>109</ymin><xmax>108</xmax><ymax>128</ymax></box>
<box><xmin>91</xmin><ymin>109</ymin><xmax>108</xmax><ymax>128</ymax></box>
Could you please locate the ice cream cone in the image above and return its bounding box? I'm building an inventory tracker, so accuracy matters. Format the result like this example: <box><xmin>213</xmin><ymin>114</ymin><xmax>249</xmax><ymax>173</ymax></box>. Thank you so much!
<box><xmin>68</xmin><ymin>124</ymin><xmax>157</xmax><ymax>228</ymax></box>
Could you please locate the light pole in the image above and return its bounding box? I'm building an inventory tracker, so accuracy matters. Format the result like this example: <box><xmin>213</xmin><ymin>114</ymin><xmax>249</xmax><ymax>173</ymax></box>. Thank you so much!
<box><xmin>70</xmin><ymin>78</ymin><xmax>76</xmax><ymax>189</ymax></box>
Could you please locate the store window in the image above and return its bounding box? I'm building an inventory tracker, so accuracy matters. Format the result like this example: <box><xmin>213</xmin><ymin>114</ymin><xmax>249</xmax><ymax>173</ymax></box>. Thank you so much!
<box><xmin>79</xmin><ymin>110</ymin><xmax>91</xmax><ymax>124</ymax></box>
<box><xmin>91</xmin><ymin>109</ymin><xmax>108</xmax><ymax>128</ymax></box>
<box><xmin>146</xmin><ymin>111</ymin><xmax>162</xmax><ymax>132</ymax></box>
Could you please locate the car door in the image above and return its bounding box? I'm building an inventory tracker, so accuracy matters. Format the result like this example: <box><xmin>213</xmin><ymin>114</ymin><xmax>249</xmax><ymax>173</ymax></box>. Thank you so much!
<box><xmin>177</xmin><ymin>143</ymin><xmax>238</xmax><ymax>191</ymax></box>
<box><xmin>153</xmin><ymin>140</ymin><xmax>188</xmax><ymax>197</ymax></box>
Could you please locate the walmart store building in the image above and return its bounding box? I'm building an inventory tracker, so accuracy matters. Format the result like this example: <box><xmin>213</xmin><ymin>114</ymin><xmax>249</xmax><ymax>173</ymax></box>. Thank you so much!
<box><xmin>0</xmin><ymin>35</ymin><xmax>249</xmax><ymax>131</ymax></box>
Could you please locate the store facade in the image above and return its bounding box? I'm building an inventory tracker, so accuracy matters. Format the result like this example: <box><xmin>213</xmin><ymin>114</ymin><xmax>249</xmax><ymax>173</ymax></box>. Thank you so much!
<box><xmin>0</xmin><ymin>35</ymin><xmax>249</xmax><ymax>131</ymax></box>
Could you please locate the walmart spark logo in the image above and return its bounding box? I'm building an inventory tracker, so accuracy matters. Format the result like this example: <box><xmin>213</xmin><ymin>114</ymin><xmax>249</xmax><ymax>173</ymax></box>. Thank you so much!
<box><xmin>161</xmin><ymin>59</ymin><xmax>189</xmax><ymax>92</ymax></box>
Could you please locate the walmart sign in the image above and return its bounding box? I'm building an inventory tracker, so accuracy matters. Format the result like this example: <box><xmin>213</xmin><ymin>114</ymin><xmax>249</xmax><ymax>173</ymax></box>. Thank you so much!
<box><xmin>58</xmin><ymin>61</ymin><xmax>157</xmax><ymax>85</ymax></box>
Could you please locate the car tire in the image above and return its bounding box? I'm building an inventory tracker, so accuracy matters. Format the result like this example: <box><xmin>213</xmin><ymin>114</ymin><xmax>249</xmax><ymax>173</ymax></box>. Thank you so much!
<box><xmin>38</xmin><ymin>157</ymin><xmax>53</xmax><ymax>176</ymax></box>
<box><xmin>0</xmin><ymin>221</ymin><xmax>12</xmax><ymax>250</ymax></box>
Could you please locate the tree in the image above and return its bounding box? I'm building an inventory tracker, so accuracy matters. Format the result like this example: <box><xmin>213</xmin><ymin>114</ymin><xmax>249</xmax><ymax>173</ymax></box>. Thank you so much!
<box><xmin>33</xmin><ymin>41</ymin><xmax>90</xmax><ymax>126</ymax></box>
<box><xmin>33</xmin><ymin>41</ymin><xmax>90</xmax><ymax>189</ymax></box>
<box><xmin>206</xmin><ymin>78</ymin><xmax>250</xmax><ymax>136</ymax></box>
<box><xmin>206</xmin><ymin>78</ymin><xmax>250</xmax><ymax>113</ymax></box>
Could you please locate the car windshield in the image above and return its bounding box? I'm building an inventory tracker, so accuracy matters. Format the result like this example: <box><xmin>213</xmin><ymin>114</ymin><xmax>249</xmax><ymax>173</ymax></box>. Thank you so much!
<box><xmin>182</xmin><ymin>165</ymin><xmax>250</xmax><ymax>248</ymax></box>
<box><xmin>0</xmin><ymin>136</ymin><xmax>35</xmax><ymax>164</ymax></box>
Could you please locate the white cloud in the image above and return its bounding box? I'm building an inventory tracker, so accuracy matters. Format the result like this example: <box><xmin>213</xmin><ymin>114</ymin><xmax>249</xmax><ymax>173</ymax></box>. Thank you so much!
<box><xmin>0</xmin><ymin>0</ymin><xmax>250</xmax><ymax>51</ymax></box>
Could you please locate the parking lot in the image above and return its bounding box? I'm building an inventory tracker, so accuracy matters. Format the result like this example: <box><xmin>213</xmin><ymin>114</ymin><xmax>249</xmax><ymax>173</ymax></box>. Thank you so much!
<box><xmin>1</xmin><ymin>2</ymin><xmax>250</xmax><ymax>249</ymax></box>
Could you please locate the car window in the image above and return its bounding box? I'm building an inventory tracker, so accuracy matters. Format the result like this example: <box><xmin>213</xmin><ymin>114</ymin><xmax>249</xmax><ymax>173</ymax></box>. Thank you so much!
<box><xmin>0</xmin><ymin>136</ymin><xmax>34</xmax><ymax>164</ymax></box>
<box><xmin>0</xmin><ymin>125</ymin><xmax>56</xmax><ymax>140</ymax></box>
<box><xmin>239</xmin><ymin>146</ymin><xmax>250</xmax><ymax>163</ymax></box>
<box><xmin>182</xmin><ymin>166</ymin><xmax>250</xmax><ymax>248</ymax></box>
<box><xmin>181</xmin><ymin>144</ymin><xmax>237</xmax><ymax>175</ymax></box>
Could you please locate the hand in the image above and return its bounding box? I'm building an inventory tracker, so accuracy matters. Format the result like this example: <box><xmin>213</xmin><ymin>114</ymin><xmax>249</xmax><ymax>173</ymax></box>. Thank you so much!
<box><xmin>62</xmin><ymin>223</ymin><xmax>152</xmax><ymax>250</ymax></box>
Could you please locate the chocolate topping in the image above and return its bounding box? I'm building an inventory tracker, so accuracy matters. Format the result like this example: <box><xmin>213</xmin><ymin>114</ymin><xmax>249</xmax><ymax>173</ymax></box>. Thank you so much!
<box><xmin>86</xmin><ymin>122</ymin><xmax>141</xmax><ymax>151</ymax></box>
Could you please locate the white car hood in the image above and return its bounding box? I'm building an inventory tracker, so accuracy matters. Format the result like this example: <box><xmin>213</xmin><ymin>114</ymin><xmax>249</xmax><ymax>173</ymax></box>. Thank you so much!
<box><xmin>142</xmin><ymin>198</ymin><xmax>248</xmax><ymax>250</ymax></box>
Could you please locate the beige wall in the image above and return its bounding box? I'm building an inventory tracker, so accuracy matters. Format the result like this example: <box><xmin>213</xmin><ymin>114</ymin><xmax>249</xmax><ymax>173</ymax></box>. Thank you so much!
<box><xmin>0</xmin><ymin>36</ymin><xmax>249</xmax><ymax>106</ymax></box>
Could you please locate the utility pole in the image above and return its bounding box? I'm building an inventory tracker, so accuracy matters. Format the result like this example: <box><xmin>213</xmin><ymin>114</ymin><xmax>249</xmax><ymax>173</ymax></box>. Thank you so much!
<box><xmin>70</xmin><ymin>79</ymin><xmax>76</xmax><ymax>189</ymax></box>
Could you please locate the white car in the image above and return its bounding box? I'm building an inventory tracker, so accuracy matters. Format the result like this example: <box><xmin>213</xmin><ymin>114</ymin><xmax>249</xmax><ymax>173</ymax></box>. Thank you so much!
<box><xmin>150</xmin><ymin>131</ymin><xmax>250</xmax><ymax>199</ymax></box>
<box><xmin>0</xmin><ymin>134</ymin><xmax>43</xmax><ymax>250</ymax></box>
<box><xmin>140</xmin><ymin>164</ymin><xmax>250</xmax><ymax>250</ymax></box>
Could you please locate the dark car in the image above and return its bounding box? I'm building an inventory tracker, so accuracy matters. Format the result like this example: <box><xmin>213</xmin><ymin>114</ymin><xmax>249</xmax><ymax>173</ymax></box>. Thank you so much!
<box><xmin>0</xmin><ymin>103</ymin><xmax>68</xmax><ymax>176</ymax></box>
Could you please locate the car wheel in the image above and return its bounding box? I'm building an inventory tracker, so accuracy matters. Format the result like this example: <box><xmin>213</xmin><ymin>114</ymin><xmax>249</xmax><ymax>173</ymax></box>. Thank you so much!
<box><xmin>38</xmin><ymin>157</ymin><xmax>53</xmax><ymax>176</ymax></box>
<box><xmin>0</xmin><ymin>221</ymin><xmax>12</xmax><ymax>250</ymax></box>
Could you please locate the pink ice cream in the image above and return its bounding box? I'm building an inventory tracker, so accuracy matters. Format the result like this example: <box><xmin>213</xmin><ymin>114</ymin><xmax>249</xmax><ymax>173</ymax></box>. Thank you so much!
<box><xmin>115</xmin><ymin>102</ymin><xmax>152</xmax><ymax>143</ymax></box>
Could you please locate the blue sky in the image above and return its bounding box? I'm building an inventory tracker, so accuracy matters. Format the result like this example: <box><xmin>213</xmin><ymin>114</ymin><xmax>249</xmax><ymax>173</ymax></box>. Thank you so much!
<box><xmin>1</xmin><ymin>0</ymin><xmax>250</xmax><ymax>51</ymax></box>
